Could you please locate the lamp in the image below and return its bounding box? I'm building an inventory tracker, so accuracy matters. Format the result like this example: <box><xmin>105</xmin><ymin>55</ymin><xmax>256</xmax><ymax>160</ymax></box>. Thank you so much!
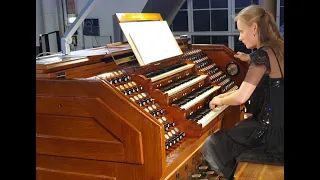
<box><xmin>68</xmin><ymin>14</ymin><xmax>77</xmax><ymax>24</ymax></box>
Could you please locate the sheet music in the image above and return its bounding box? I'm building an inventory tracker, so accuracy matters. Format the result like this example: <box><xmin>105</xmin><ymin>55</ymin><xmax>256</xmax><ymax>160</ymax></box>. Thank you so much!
<box><xmin>69</xmin><ymin>47</ymin><xmax>110</xmax><ymax>56</ymax></box>
<box><xmin>120</xmin><ymin>21</ymin><xmax>183</xmax><ymax>66</ymax></box>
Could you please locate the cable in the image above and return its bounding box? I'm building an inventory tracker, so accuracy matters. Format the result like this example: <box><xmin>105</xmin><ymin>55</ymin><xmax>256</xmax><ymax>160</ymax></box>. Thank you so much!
<box><xmin>105</xmin><ymin>44</ymin><xmax>117</xmax><ymax>63</ymax></box>
<box><xmin>36</xmin><ymin>52</ymin><xmax>55</xmax><ymax>59</ymax></box>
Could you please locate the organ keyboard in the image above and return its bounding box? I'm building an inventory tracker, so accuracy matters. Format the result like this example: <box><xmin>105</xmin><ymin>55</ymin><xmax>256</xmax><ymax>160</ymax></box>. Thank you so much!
<box><xmin>36</xmin><ymin>13</ymin><xmax>248</xmax><ymax>180</ymax></box>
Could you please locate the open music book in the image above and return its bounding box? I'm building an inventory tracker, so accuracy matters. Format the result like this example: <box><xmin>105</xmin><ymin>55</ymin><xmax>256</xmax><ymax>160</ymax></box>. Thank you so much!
<box><xmin>119</xmin><ymin>21</ymin><xmax>183</xmax><ymax>66</ymax></box>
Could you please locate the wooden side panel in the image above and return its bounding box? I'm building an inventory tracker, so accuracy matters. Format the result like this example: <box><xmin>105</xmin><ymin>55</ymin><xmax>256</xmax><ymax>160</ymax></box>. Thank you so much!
<box><xmin>36</xmin><ymin>115</ymin><xmax>119</xmax><ymax>141</ymax></box>
<box><xmin>36</xmin><ymin>154</ymin><xmax>146</xmax><ymax>180</ymax></box>
<box><xmin>36</xmin><ymin>79</ymin><xmax>100</xmax><ymax>97</ymax></box>
<box><xmin>36</xmin><ymin>79</ymin><xmax>165</xmax><ymax>179</ymax></box>
<box><xmin>36</xmin><ymin>96</ymin><xmax>91</xmax><ymax>117</ymax></box>
<box><xmin>37</xmin><ymin>167</ymin><xmax>116</xmax><ymax>180</ymax></box>
<box><xmin>80</xmin><ymin>97</ymin><xmax>144</xmax><ymax>164</ymax></box>
<box><xmin>36</xmin><ymin>95</ymin><xmax>143</xmax><ymax>164</ymax></box>
<box><xmin>36</xmin><ymin>114</ymin><xmax>125</xmax><ymax>162</ymax></box>
<box><xmin>94</xmin><ymin>82</ymin><xmax>165</xmax><ymax>179</ymax></box>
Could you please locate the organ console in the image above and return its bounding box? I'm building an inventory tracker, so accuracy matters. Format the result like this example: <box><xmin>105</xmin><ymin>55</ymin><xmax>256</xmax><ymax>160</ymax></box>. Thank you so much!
<box><xmin>36</xmin><ymin>13</ymin><xmax>249</xmax><ymax>180</ymax></box>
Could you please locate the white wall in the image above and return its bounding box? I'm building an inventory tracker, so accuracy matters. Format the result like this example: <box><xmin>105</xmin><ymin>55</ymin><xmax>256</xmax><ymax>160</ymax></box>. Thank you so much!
<box><xmin>74</xmin><ymin>0</ymin><xmax>148</xmax><ymax>49</ymax></box>
<box><xmin>36</xmin><ymin>0</ymin><xmax>61</xmax><ymax>53</ymax></box>
<box><xmin>36</xmin><ymin>0</ymin><xmax>148</xmax><ymax>52</ymax></box>
<box><xmin>36</xmin><ymin>0</ymin><xmax>44</xmax><ymax>47</ymax></box>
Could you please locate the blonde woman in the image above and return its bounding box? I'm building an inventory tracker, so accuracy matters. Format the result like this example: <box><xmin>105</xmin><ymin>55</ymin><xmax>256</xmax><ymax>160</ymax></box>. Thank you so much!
<box><xmin>201</xmin><ymin>5</ymin><xmax>284</xmax><ymax>179</ymax></box>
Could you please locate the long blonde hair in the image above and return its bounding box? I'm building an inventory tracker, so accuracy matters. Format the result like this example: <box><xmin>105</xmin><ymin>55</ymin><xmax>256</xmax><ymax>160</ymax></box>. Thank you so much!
<box><xmin>235</xmin><ymin>5</ymin><xmax>284</xmax><ymax>62</ymax></box>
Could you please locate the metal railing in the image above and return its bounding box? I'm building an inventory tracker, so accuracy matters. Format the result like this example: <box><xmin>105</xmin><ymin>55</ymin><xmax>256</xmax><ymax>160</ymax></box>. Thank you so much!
<box><xmin>38</xmin><ymin>31</ymin><xmax>61</xmax><ymax>57</ymax></box>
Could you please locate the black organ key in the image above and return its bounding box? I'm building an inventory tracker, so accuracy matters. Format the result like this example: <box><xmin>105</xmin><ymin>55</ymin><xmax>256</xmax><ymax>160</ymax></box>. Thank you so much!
<box><xmin>143</xmin><ymin>63</ymin><xmax>187</xmax><ymax>78</ymax></box>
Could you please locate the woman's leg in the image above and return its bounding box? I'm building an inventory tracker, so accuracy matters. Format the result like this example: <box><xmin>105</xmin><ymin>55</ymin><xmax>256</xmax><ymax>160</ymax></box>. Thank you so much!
<box><xmin>200</xmin><ymin>130</ymin><xmax>247</xmax><ymax>180</ymax></box>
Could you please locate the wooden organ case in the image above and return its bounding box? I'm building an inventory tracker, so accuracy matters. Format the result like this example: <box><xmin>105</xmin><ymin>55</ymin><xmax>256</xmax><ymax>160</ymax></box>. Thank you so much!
<box><xmin>36</xmin><ymin>13</ymin><xmax>248</xmax><ymax>180</ymax></box>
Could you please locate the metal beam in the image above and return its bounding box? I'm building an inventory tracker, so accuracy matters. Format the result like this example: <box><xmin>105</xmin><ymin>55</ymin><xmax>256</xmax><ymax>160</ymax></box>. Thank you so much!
<box><xmin>141</xmin><ymin>0</ymin><xmax>186</xmax><ymax>25</ymax></box>
<box><xmin>61</xmin><ymin>0</ymin><xmax>97</xmax><ymax>55</ymax></box>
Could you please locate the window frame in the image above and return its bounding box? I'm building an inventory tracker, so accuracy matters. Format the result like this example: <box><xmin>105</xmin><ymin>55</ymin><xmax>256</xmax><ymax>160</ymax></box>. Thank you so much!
<box><xmin>171</xmin><ymin>0</ymin><xmax>282</xmax><ymax>51</ymax></box>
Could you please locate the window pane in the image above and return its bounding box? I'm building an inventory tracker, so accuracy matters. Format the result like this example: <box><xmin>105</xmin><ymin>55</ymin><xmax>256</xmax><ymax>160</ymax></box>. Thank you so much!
<box><xmin>193</xmin><ymin>0</ymin><xmax>209</xmax><ymax>9</ymax></box>
<box><xmin>280</xmin><ymin>0</ymin><xmax>284</xmax><ymax>6</ymax></box>
<box><xmin>181</xmin><ymin>0</ymin><xmax>187</xmax><ymax>9</ymax></box>
<box><xmin>194</xmin><ymin>10</ymin><xmax>210</xmax><ymax>31</ymax></box>
<box><xmin>172</xmin><ymin>11</ymin><xmax>188</xmax><ymax>31</ymax></box>
<box><xmin>210</xmin><ymin>0</ymin><xmax>228</xmax><ymax>8</ymax></box>
<box><xmin>235</xmin><ymin>0</ymin><xmax>251</xmax><ymax>8</ymax></box>
<box><xmin>280</xmin><ymin>7</ymin><xmax>284</xmax><ymax>26</ymax></box>
<box><xmin>235</xmin><ymin>8</ymin><xmax>243</xmax><ymax>14</ymax></box>
<box><xmin>234</xmin><ymin>35</ymin><xmax>252</xmax><ymax>54</ymax></box>
<box><xmin>211</xmin><ymin>36</ymin><xmax>228</xmax><ymax>47</ymax></box>
<box><xmin>193</xmin><ymin>36</ymin><xmax>211</xmax><ymax>44</ymax></box>
<box><xmin>211</xmin><ymin>10</ymin><xmax>228</xmax><ymax>31</ymax></box>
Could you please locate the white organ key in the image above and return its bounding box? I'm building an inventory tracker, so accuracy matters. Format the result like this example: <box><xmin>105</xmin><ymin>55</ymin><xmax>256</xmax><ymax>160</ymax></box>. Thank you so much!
<box><xmin>197</xmin><ymin>105</ymin><xmax>229</xmax><ymax>128</ymax></box>
<box><xmin>150</xmin><ymin>64</ymin><xmax>194</xmax><ymax>82</ymax></box>
<box><xmin>165</xmin><ymin>75</ymin><xmax>207</xmax><ymax>96</ymax></box>
<box><xmin>180</xmin><ymin>86</ymin><xmax>220</xmax><ymax>110</ymax></box>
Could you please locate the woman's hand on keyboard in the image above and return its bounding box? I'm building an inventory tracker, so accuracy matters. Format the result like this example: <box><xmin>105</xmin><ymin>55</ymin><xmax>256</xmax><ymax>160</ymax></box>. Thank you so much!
<box><xmin>209</xmin><ymin>97</ymin><xmax>223</xmax><ymax>110</ymax></box>
<box><xmin>234</xmin><ymin>52</ymin><xmax>250</xmax><ymax>62</ymax></box>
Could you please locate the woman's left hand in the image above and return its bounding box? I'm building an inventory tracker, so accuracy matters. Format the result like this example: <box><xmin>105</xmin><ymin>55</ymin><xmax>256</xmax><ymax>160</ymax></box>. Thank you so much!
<box><xmin>209</xmin><ymin>97</ymin><xmax>223</xmax><ymax>110</ymax></box>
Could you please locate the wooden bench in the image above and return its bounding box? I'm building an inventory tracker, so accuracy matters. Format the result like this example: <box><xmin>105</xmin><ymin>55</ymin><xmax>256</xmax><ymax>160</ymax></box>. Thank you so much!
<box><xmin>234</xmin><ymin>162</ymin><xmax>284</xmax><ymax>180</ymax></box>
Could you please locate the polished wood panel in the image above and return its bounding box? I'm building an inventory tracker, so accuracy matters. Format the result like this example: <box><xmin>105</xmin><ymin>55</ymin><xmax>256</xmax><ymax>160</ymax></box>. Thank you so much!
<box><xmin>234</xmin><ymin>162</ymin><xmax>284</xmax><ymax>180</ymax></box>
<box><xmin>37</xmin><ymin>167</ymin><xmax>116</xmax><ymax>180</ymax></box>
<box><xmin>36</xmin><ymin>57</ymin><xmax>93</xmax><ymax>73</ymax></box>
<box><xmin>36</xmin><ymin>61</ymin><xmax>119</xmax><ymax>79</ymax></box>
<box><xmin>36</xmin><ymin>44</ymin><xmax>133</xmax><ymax>75</ymax></box>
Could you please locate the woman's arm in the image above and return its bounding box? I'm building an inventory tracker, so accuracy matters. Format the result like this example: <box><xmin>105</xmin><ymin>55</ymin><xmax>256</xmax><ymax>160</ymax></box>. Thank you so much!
<box><xmin>209</xmin><ymin>82</ymin><xmax>257</xmax><ymax>109</ymax></box>
<box><xmin>234</xmin><ymin>51</ymin><xmax>251</xmax><ymax>63</ymax></box>
<box><xmin>210</xmin><ymin>48</ymin><xmax>270</xmax><ymax>110</ymax></box>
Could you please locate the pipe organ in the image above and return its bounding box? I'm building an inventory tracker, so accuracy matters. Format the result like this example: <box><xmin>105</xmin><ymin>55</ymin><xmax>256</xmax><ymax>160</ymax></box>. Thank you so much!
<box><xmin>36</xmin><ymin>13</ymin><xmax>248</xmax><ymax>180</ymax></box>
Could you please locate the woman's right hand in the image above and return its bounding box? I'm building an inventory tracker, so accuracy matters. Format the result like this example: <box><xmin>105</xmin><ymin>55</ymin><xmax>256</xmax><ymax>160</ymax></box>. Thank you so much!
<box><xmin>234</xmin><ymin>52</ymin><xmax>250</xmax><ymax>62</ymax></box>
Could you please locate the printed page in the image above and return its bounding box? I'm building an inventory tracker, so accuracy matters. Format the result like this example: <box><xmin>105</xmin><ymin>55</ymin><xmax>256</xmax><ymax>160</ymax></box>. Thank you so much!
<box><xmin>119</xmin><ymin>21</ymin><xmax>182</xmax><ymax>66</ymax></box>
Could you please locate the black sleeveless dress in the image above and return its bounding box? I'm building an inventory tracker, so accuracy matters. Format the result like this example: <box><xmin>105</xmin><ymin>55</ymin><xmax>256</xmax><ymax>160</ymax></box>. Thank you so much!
<box><xmin>200</xmin><ymin>47</ymin><xmax>284</xmax><ymax>180</ymax></box>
